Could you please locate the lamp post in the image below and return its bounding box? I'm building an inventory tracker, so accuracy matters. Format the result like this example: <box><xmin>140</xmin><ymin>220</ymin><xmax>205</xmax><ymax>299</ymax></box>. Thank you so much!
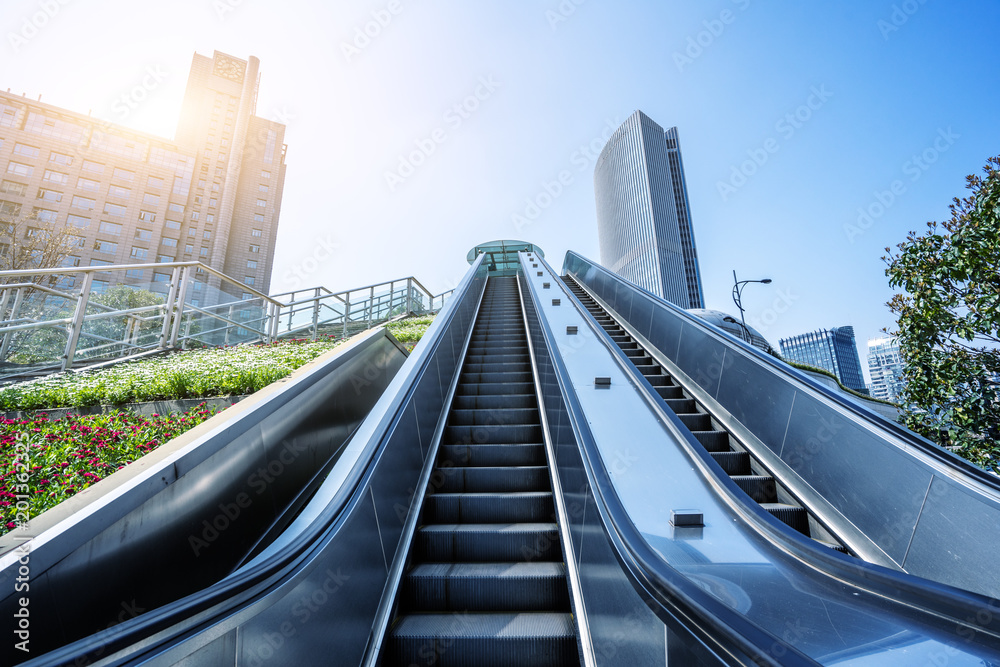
<box><xmin>732</xmin><ymin>270</ymin><xmax>772</xmax><ymax>345</ymax></box>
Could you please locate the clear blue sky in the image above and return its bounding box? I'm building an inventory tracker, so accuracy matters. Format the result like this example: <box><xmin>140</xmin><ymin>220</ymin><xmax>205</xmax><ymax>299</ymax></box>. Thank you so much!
<box><xmin>2</xmin><ymin>1</ymin><xmax>998</xmax><ymax>383</ymax></box>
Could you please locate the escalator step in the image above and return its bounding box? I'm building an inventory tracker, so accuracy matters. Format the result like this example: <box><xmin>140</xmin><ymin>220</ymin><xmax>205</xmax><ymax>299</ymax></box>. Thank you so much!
<box><xmin>644</xmin><ymin>374</ymin><xmax>671</xmax><ymax>387</ymax></box>
<box><xmin>692</xmin><ymin>430</ymin><xmax>730</xmax><ymax>452</ymax></box>
<box><xmin>663</xmin><ymin>398</ymin><xmax>696</xmax><ymax>413</ymax></box>
<box><xmin>710</xmin><ymin>451</ymin><xmax>751</xmax><ymax>475</ymax></box>
<box><xmin>414</xmin><ymin>523</ymin><xmax>562</xmax><ymax>561</ymax></box>
<box><xmin>622</xmin><ymin>348</ymin><xmax>647</xmax><ymax>358</ymax></box>
<box><xmin>456</xmin><ymin>382</ymin><xmax>535</xmax><ymax>396</ymax></box>
<box><xmin>387</xmin><ymin>612</ymin><xmax>577</xmax><ymax>667</ymax></box>
<box><xmin>452</xmin><ymin>394</ymin><xmax>537</xmax><ymax>411</ymax></box>
<box><xmin>762</xmin><ymin>503</ymin><xmax>810</xmax><ymax>535</ymax></box>
<box><xmin>437</xmin><ymin>466</ymin><xmax>551</xmax><ymax>493</ymax></box>
<box><xmin>424</xmin><ymin>492</ymin><xmax>554</xmax><ymax>523</ymax></box>
<box><xmin>655</xmin><ymin>385</ymin><xmax>684</xmax><ymax>400</ymax></box>
<box><xmin>731</xmin><ymin>475</ymin><xmax>778</xmax><ymax>503</ymax></box>
<box><xmin>448</xmin><ymin>408</ymin><xmax>540</xmax><ymax>426</ymax></box>
<box><xmin>459</xmin><ymin>371</ymin><xmax>534</xmax><ymax>384</ymax></box>
<box><xmin>678</xmin><ymin>413</ymin><xmax>712</xmax><ymax>431</ymax></box>
<box><xmin>634</xmin><ymin>364</ymin><xmax>664</xmax><ymax>377</ymax></box>
<box><xmin>438</xmin><ymin>443</ymin><xmax>546</xmax><ymax>467</ymax></box>
<box><xmin>401</xmin><ymin>562</ymin><xmax>569</xmax><ymax>612</ymax></box>
<box><xmin>444</xmin><ymin>424</ymin><xmax>543</xmax><ymax>445</ymax></box>
<box><xmin>462</xmin><ymin>363</ymin><xmax>532</xmax><ymax>374</ymax></box>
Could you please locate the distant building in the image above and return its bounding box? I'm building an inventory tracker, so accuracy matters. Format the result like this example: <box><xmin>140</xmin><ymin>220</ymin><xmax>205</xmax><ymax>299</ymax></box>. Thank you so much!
<box><xmin>0</xmin><ymin>50</ymin><xmax>287</xmax><ymax>300</ymax></box>
<box><xmin>867</xmin><ymin>336</ymin><xmax>905</xmax><ymax>403</ymax></box>
<box><xmin>779</xmin><ymin>326</ymin><xmax>868</xmax><ymax>394</ymax></box>
<box><xmin>594</xmin><ymin>110</ymin><xmax>704</xmax><ymax>308</ymax></box>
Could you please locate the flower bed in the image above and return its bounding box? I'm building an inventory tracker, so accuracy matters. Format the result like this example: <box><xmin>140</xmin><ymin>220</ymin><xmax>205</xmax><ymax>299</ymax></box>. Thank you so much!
<box><xmin>0</xmin><ymin>337</ymin><xmax>346</xmax><ymax>411</ymax></box>
<box><xmin>1</xmin><ymin>404</ymin><xmax>220</xmax><ymax>535</ymax></box>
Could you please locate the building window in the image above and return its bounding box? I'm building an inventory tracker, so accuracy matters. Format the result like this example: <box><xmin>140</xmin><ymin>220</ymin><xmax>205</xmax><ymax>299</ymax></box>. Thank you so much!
<box><xmin>103</xmin><ymin>202</ymin><xmax>127</xmax><ymax>217</ymax></box>
<box><xmin>187</xmin><ymin>228</ymin><xmax>197</xmax><ymax>237</ymax></box>
<box><xmin>112</xmin><ymin>167</ymin><xmax>135</xmax><ymax>182</ymax></box>
<box><xmin>244</xmin><ymin>276</ymin><xmax>255</xmax><ymax>286</ymax></box>
<box><xmin>158</xmin><ymin>254</ymin><xmax>173</xmax><ymax>263</ymax></box>
<box><xmin>135</xmin><ymin>228</ymin><xmax>153</xmax><ymax>241</ymax></box>
<box><xmin>194</xmin><ymin>195</ymin><xmax>202</xmax><ymax>204</ymax></box>
<box><xmin>168</xmin><ymin>202</ymin><xmax>184</xmax><ymax>214</ymax></box>
<box><xmin>261</xmin><ymin>170</ymin><xmax>271</xmax><ymax>179</ymax></box>
<box><xmin>13</xmin><ymin>143</ymin><xmax>40</xmax><ymax>159</ymax></box>
<box><xmin>130</xmin><ymin>246</ymin><xmax>149</xmax><ymax>259</ymax></box>
<box><xmin>42</xmin><ymin>170</ymin><xmax>68</xmax><ymax>185</ymax></box>
<box><xmin>191</xmin><ymin>211</ymin><xmax>200</xmax><ymax>221</ymax></box>
<box><xmin>36</xmin><ymin>188</ymin><xmax>62</xmax><ymax>203</ymax></box>
<box><xmin>126</xmin><ymin>269</ymin><xmax>145</xmax><ymax>279</ymax></box>
<box><xmin>143</xmin><ymin>193</ymin><xmax>160</xmax><ymax>207</ymax></box>
<box><xmin>251</xmin><ymin>228</ymin><xmax>262</xmax><ymax>237</ymax></box>
<box><xmin>247</xmin><ymin>259</ymin><xmax>257</xmax><ymax>269</ymax></box>
<box><xmin>199</xmin><ymin>247</ymin><xmax>208</xmax><ymax>256</ymax></box>
<box><xmin>147</xmin><ymin>175</ymin><xmax>164</xmax><ymax>189</ymax></box>
<box><xmin>217</xmin><ymin>153</ymin><xmax>226</xmax><ymax>162</ymax></box>
<box><xmin>161</xmin><ymin>237</ymin><xmax>177</xmax><ymax>247</ymax></box>
<box><xmin>249</xmin><ymin>244</ymin><xmax>260</xmax><ymax>253</ymax></box>
<box><xmin>77</xmin><ymin>177</ymin><xmax>100</xmax><ymax>192</ymax></box>
<box><xmin>6</xmin><ymin>162</ymin><xmax>33</xmax><ymax>178</ymax></box>
<box><xmin>202</xmin><ymin>230</ymin><xmax>211</xmax><ymax>240</ymax></box>
<box><xmin>254</xmin><ymin>213</ymin><xmax>265</xmax><ymax>223</ymax></box>
<box><xmin>67</xmin><ymin>214</ymin><xmax>90</xmax><ymax>229</ymax></box>
<box><xmin>49</xmin><ymin>151</ymin><xmax>73</xmax><ymax>166</ymax></box>
<box><xmin>206</xmin><ymin>213</ymin><xmax>214</xmax><ymax>223</ymax></box>
<box><xmin>165</xmin><ymin>219</ymin><xmax>181</xmax><ymax>230</ymax></box>
<box><xmin>209</xmin><ymin>197</ymin><xmax>217</xmax><ymax>207</ymax></box>
<box><xmin>98</xmin><ymin>221</ymin><xmax>123</xmax><ymax>236</ymax></box>
<box><xmin>0</xmin><ymin>200</ymin><xmax>22</xmax><ymax>217</ymax></box>
<box><xmin>258</xmin><ymin>184</ymin><xmax>269</xmax><ymax>194</ymax></box>
<box><xmin>138</xmin><ymin>210</ymin><xmax>156</xmax><ymax>222</ymax></box>
<box><xmin>0</xmin><ymin>180</ymin><xmax>27</xmax><ymax>196</ymax></box>
<box><xmin>108</xmin><ymin>184</ymin><xmax>130</xmax><ymax>199</ymax></box>
<box><xmin>90</xmin><ymin>259</ymin><xmax>113</xmax><ymax>268</ymax></box>
<box><xmin>62</xmin><ymin>255</ymin><xmax>81</xmax><ymax>267</ymax></box>
<box><xmin>93</xmin><ymin>240</ymin><xmax>118</xmax><ymax>254</ymax></box>
<box><xmin>72</xmin><ymin>195</ymin><xmax>96</xmax><ymax>210</ymax></box>
<box><xmin>81</xmin><ymin>160</ymin><xmax>105</xmax><ymax>174</ymax></box>
<box><xmin>255</xmin><ymin>199</ymin><xmax>266</xmax><ymax>208</ymax></box>
<box><xmin>197</xmin><ymin>179</ymin><xmax>206</xmax><ymax>189</ymax></box>
<box><xmin>185</xmin><ymin>243</ymin><xmax>194</xmax><ymax>254</ymax></box>
<box><xmin>212</xmin><ymin>182</ymin><xmax>220</xmax><ymax>192</ymax></box>
<box><xmin>153</xmin><ymin>272</ymin><xmax>170</xmax><ymax>282</ymax></box>
<box><xmin>32</xmin><ymin>208</ymin><xmax>58</xmax><ymax>224</ymax></box>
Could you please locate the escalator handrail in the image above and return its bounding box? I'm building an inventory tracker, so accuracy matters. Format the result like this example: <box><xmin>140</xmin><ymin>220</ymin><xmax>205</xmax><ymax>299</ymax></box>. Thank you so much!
<box><xmin>520</xmin><ymin>254</ymin><xmax>819</xmax><ymax>667</ymax></box>
<box><xmin>563</xmin><ymin>250</ymin><xmax>1000</xmax><ymax>498</ymax></box>
<box><xmin>29</xmin><ymin>255</ymin><xmax>488</xmax><ymax>667</ymax></box>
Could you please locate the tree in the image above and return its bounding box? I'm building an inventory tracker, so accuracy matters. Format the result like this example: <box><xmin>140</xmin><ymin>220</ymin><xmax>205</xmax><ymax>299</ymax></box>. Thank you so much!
<box><xmin>884</xmin><ymin>155</ymin><xmax>1000</xmax><ymax>470</ymax></box>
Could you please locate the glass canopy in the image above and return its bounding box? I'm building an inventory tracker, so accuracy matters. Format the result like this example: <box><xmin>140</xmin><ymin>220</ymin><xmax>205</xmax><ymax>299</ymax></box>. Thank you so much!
<box><xmin>466</xmin><ymin>240</ymin><xmax>545</xmax><ymax>276</ymax></box>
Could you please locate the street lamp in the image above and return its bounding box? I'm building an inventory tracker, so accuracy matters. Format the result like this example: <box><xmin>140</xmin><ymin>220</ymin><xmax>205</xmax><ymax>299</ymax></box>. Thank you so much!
<box><xmin>732</xmin><ymin>270</ymin><xmax>772</xmax><ymax>345</ymax></box>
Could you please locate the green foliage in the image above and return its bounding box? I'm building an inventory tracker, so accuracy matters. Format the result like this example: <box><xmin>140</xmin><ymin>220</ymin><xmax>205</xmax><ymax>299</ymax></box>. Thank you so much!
<box><xmin>0</xmin><ymin>337</ymin><xmax>345</xmax><ymax>410</ymax></box>
<box><xmin>385</xmin><ymin>315</ymin><xmax>435</xmax><ymax>351</ymax></box>
<box><xmin>0</xmin><ymin>405</ymin><xmax>220</xmax><ymax>534</ymax></box>
<box><xmin>784</xmin><ymin>360</ymin><xmax>900</xmax><ymax>407</ymax></box>
<box><xmin>884</xmin><ymin>155</ymin><xmax>1000</xmax><ymax>470</ymax></box>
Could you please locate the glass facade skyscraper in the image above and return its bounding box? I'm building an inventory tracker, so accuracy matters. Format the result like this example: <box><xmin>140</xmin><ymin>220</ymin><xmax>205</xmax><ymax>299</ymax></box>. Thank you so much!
<box><xmin>779</xmin><ymin>326</ymin><xmax>868</xmax><ymax>394</ymax></box>
<box><xmin>594</xmin><ymin>111</ymin><xmax>704</xmax><ymax>309</ymax></box>
<box><xmin>867</xmin><ymin>336</ymin><xmax>905</xmax><ymax>402</ymax></box>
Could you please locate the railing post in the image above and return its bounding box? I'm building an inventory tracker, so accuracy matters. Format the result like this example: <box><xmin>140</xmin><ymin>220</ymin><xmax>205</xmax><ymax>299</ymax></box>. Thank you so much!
<box><xmin>224</xmin><ymin>304</ymin><xmax>235</xmax><ymax>346</ymax></box>
<box><xmin>406</xmin><ymin>278</ymin><xmax>413</xmax><ymax>315</ymax></box>
<box><xmin>343</xmin><ymin>295</ymin><xmax>350</xmax><ymax>338</ymax></box>
<box><xmin>158</xmin><ymin>267</ymin><xmax>181</xmax><ymax>350</ymax></box>
<box><xmin>268</xmin><ymin>301</ymin><xmax>279</xmax><ymax>342</ymax></box>
<box><xmin>0</xmin><ymin>287</ymin><xmax>24</xmax><ymax>361</ymax></box>
<box><xmin>312</xmin><ymin>287</ymin><xmax>320</xmax><ymax>341</ymax></box>
<box><xmin>368</xmin><ymin>286</ymin><xmax>374</xmax><ymax>327</ymax></box>
<box><xmin>61</xmin><ymin>273</ymin><xmax>94</xmax><ymax>371</ymax></box>
<box><xmin>169</xmin><ymin>265</ymin><xmax>191</xmax><ymax>348</ymax></box>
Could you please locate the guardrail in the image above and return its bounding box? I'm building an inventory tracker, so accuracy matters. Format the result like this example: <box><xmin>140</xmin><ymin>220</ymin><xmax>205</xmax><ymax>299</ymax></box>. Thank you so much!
<box><xmin>0</xmin><ymin>262</ymin><xmax>454</xmax><ymax>381</ymax></box>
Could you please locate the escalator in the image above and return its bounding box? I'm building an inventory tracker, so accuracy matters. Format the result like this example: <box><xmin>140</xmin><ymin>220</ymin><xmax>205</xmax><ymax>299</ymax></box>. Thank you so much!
<box><xmin>562</xmin><ymin>274</ymin><xmax>849</xmax><ymax>555</ymax></box>
<box><xmin>383</xmin><ymin>276</ymin><xmax>579</xmax><ymax>666</ymax></box>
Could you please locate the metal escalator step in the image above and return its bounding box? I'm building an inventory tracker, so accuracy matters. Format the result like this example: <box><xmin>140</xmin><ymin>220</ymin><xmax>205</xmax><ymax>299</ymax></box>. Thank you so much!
<box><xmin>423</xmin><ymin>492</ymin><xmax>554</xmax><ymax>523</ymax></box>
<box><xmin>622</xmin><ymin>348</ymin><xmax>646</xmax><ymax>358</ymax></box>
<box><xmin>644</xmin><ymin>374</ymin><xmax>671</xmax><ymax>387</ymax></box>
<box><xmin>710</xmin><ymin>451</ymin><xmax>751</xmax><ymax>475</ymax></box>
<box><xmin>692</xmin><ymin>430</ymin><xmax>729</xmax><ymax>451</ymax></box>
<box><xmin>655</xmin><ymin>385</ymin><xmax>684</xmax><ymax>400</ymax></box>
<box><xmin>402</xmin><ymin>563</ymin><xmax>569</xmax><ymax>612</ymax></box>
<box><xmin>663</xmin><ymin>398</ymin><xmax>696</xmax><ymax>413</ymax></box>
<box><xmin>444</xmin><ymin>424</ymin><xmax>543</xmax><ymax>445</ymax></box>
<box><xmin>634</xmin><ymin>364</ymin><xmax>664</xmax><ymax>377</ymax></box>
<box><xmin>414</xmin><ymin>523</ymin><xmax>562</xmax><ymax>562</ymax></box>
<box><xmin>448</xmin><ymin>408</ymin><xmax>540</xmax><ymax>426</ymax></box>
<box><xmin>459</xmin><ymin>371</ymin><xmax>534</xmax><ymax>384</ymax></box>
<box><xmin>761</xmin><ymin>503</ymin><xmax>810</xmax><ymax>535</ymax></box>
<box><xmin>452</xmin><ymin>394</ymin><xmax>537</xmax><ymax>411</ymax></box>
<box><xmin>463</xmin><ymin>354</ymin><xmax>530</xmax><ymax>366</ymax></box>
<box><xmin>678</xmin><ymin>412</ymin><xmax>712</xmax><ymax>430</ymax></box>
<box><xmin>456</xmin><ymin>382</ymin><xmax>535</xmax><ymax>396</ymax></box>
<box><xmin>437</xmin><ymin>466</ymin><xmax>551</xmax><ymax>493</ymax></box>
<box><xmin>438</xmin><ymin>443</ymin><xmax>546</xmax><ymax>467</ymax></box>
<box><xmin>731</xmin><ymin>475</ymin><xmax>778</xmax><ymax>503</ymax></box>
<box><xmin>387</xmin><ymin>612</ymin><xmax>578</xmax><ymax>667</ymax></box>
<box><xmin>462</xmin><ymin>363</ymin><xmax>532</xmax><ymax>374</ymax></box>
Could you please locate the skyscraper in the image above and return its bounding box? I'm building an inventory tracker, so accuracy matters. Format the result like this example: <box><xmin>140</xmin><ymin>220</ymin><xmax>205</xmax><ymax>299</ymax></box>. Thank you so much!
<box><xmin>0</xmin><ymin>50</ymin><xmax>286</xmax><ymax>299</ymax></box>
<box><xmin>779</xmin><ymin>326</ymin><xmax>868</xmax><ymax>394</ymax></box>
<box><xmin>867</xmin><ymin>336</ymin><xmax>905</xmax><ymax>403</ymax></box>
<box><xmin>594</xmin><ymin>110</ymin><xmax>704</xmax><ymax>308</ymax></box>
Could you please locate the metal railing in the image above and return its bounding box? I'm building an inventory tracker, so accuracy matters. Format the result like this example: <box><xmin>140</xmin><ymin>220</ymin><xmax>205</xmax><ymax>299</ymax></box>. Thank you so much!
<box><xmin>0</xmin><ymin>262</ymin><xmax>454</xmax><ymax>381</ymax></box>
